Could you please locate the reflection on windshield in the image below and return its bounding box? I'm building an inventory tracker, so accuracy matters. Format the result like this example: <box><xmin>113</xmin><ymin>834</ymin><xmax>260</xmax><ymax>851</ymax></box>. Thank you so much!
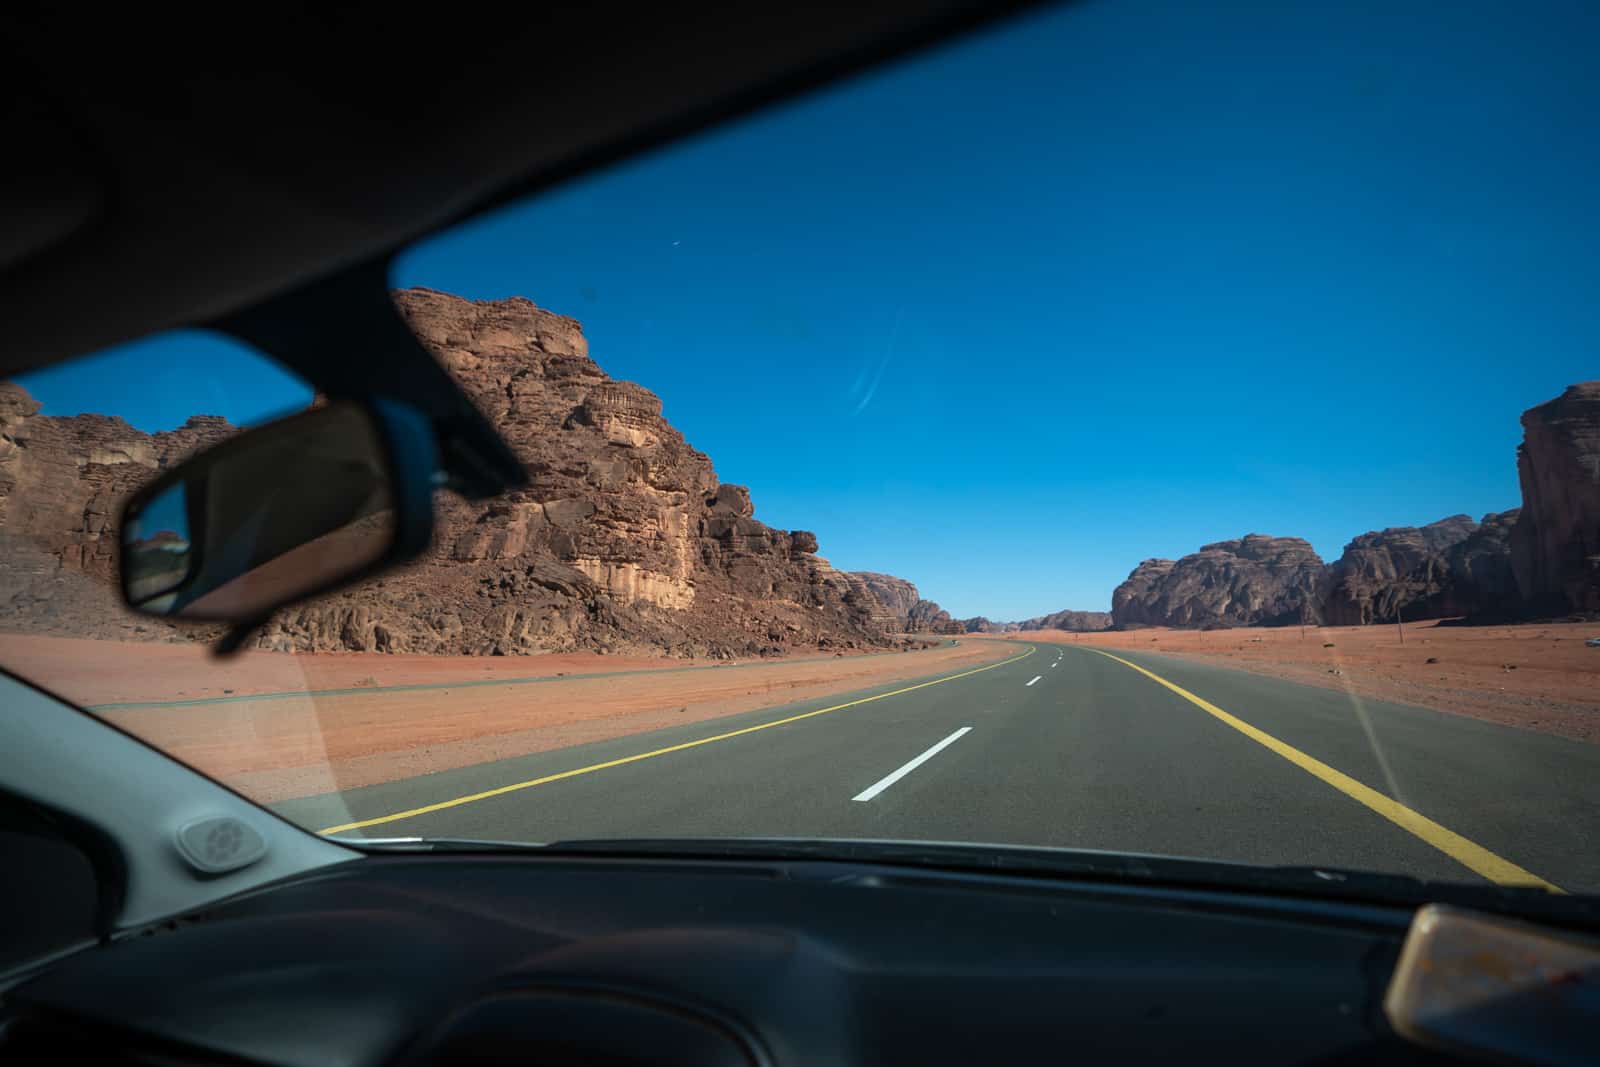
<box><xmin>1</xmin><ymin>0</ymin><xmax>1599</xmax><ymax>904</ymax></box>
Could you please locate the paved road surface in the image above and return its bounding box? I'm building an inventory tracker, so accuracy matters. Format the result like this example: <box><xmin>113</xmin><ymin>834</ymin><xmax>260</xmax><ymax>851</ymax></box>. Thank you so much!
<box><xmin>275</xmin><ymin>642</ymin><xmax>1600</xmax><ymax>894</ymax></box>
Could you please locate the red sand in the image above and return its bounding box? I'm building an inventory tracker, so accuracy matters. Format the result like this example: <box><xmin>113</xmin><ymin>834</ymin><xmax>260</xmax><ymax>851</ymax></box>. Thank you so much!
<box><xmin>0</xmin><ymin>634</ymin><xmax>1009</xmax><ymax>803</ymax></box>
<box><xmin>1001</xmin><ymin>620</ymin><xmax>1600</xmax><ymax>743</ymax></box>
<box><xmin>0</xmin><ymin>633</ymin><xmax>916</xmax><ymax>707</ymax></box>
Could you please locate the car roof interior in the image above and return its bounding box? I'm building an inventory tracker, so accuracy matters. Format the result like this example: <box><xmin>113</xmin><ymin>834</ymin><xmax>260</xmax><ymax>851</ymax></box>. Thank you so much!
<box><xmin>0</xmin><ymin>2</ymin><xmax>1040</xmax><ymax>381</ymax></box>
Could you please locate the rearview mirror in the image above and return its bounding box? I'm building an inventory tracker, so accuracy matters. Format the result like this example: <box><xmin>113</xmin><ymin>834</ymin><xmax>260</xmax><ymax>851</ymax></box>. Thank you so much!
<box><xmin>120</xmin><ymin>399</ymin><xmax>437</xmax><ymax>624</ymax></box>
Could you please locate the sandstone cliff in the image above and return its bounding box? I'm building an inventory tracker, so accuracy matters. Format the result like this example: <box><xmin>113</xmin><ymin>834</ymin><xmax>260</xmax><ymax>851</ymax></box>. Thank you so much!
<box><xmin>1011</xmin><ymin>609</ymin><xmax>1112</xmax><ymax>632</ymax></box>
<box><xmin>0</xmin><ymin>289</ymin><xmax>942</xmax><ymax>657</ymax></box>
<box><xmin>1320</xmin><ymin>511</ymin><xmax>1525</xmax><ymax>626</ymax></box>
<box><xmin>835</xmin><ymin>571</ymin><xmax>962</xmax><ymax>634</ymax></box>
<box><xmin>1323</xmin><ymin>515</ymin><xmax>1475</xmax><ymax>626</ymax></box>
<box><xmin>1448</xmin><ymin>508</ymin><xmax>1522</xmax><ymax>617</ymax></box>
<box><xmin>1101</xmin><ymin>382</ymin><xmax>1600</xmax><ymax>630</ymax></box>
<box><xmin>961</xmin><ymin>617</ymin><xmax>1019</xmax><ymax>633</ymax></box>
<box><xmin>1510</xmin><ymin>381</ymin><xmax>1600</xmax><ymax>615</ymax></box>
<box><xmin>1111</xmin><ymin>536</ymin><xmax>1325</xmax><ymax>629</ymax></box>
<box><xmin>0</xmin><ymin>383</ymin><xmax>235</xmax><ymax>642</ymax></box>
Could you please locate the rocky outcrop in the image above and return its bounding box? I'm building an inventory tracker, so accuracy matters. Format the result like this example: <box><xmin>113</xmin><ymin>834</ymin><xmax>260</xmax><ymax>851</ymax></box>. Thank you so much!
<box><xmin>1322</xmin><ymin>512</ymin><xmax>1527</xmax><ymax>625</ymax></box>
<box><xmin>1111</xmin><ymin>536</ymin><xmax>1325</xmax><ymax>629</ymax></box>
<box><xmin>0</xmin><ymin>289</ymin><xmax>940</xmax><ymax>657</ymax></box>
<box><xmin>1110</xmin><ymin>559</ymin><xmax>1176</xmax><ymax>627</ymax></box>
<box><xmin>960</xmin><ymin>612</ymin><xmax>1111</xmax><ymax>633</ymax></box>
<box><xmin>907</xmin><ymin>599</ymin><xmax>963</xmax><ymax>635</ymax></box>
<box><xmin>835</xmin><ymin>571</ymin><xmax>961</xmax><ymax>634</ymax></box>
<box><xmin>961</xmin><ymin>617</ymin><xmax>1019</xmax><ymax>633</ymax></box>
<box><xmin>0</xmin><ymin>383</ymin><xmax>237</xmax><ymax>641</ymax></box>
<box><xmin>265</xmin><ymin>289</ymin><xmax>914</xmax><ymax>655</ymax></box>
<box><xmin>1448</xmin><ymin>509</ymin><xmax>1522</xmax><ymax>617</ymax></box>
<box><xmin>1510</xmin><ymin>381</ymin><xmax>1600</xmax><ymax>615</ymax></box>
<box><xmin>841</xmin><ymin>572</ymin><xmax>919</xmax><ymax>628</ymax></box>
<box><xmin>0</xmin><ymin>384</ymin><xmax>234</xmax><ymax>582</ymax></box>
<box><xmin>1012</xmin><ymin>609</ymin><xmax>1112</xmax><ymax>632</ymax></box>
<box><xmin>1323</xmin><ymin>515</ymin><xmax>1477</xmax><ymax>626</ymax></box>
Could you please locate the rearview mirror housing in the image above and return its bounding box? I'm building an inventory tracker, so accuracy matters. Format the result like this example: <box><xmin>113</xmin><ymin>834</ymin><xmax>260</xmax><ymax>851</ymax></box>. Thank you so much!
<box><xmin>119</xmin><ymin>399</ymin><xmax>437</xmax><ymax>624</ymax></box>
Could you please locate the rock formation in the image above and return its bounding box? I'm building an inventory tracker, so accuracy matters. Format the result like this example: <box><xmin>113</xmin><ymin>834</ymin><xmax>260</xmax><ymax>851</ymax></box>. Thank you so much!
<box><xmin>1322</xmin><ymin>515</ymin><xmax>1476</xmax><ymax>626</ymax></box>
<box><xmin>0</xmin><ymin>383</ymin><xmax>235</xmax><ymax>641</ymax></box>
<box><xmin>1510</xmin><ymin>381</ymin><xmax>1600</xmax><ymax>615</ymax></box>
<box><xmin>835</xmin><ymin>571</ymin><xmax>962</xmax><ymax>634</ymax></box>
<box><xmin>840</xmin><ymin>572</ymin><xmax>919</xmax><ymax>629</ymax></box>
<box><xmin>1111</xmin><ymin>536</ymin><xmax>1326</xmax><ymax>629</ymax></box>
<box><xmin>1448</xmin><ymin>509</ymin><xmax>1523</xmax><ymax>617</ymax></box>
<box><xmin>1010</xmin><ymin>609</ymin><xmax>1112</xmax><ymax>632</ymax></box>
<box><xmin>961</xmin><ymin>617</ymin><xmax>1019</xmax><ymax>633</ymax></box>
<box><xmin>0</xmin><ymin>289</ymin><xmax>944</xmax><ymax>657</ymax></box>
<box><xmin>906</xmin><ymin>600</ymin><xmax>962</xmax><ymax>635</ymax></box>
<box><xmin>1320</xmin><ymin>512</ymin><xmax>1525</xmax><ymax>626</ymax></box>
<box><xmin>1103</xmin><ymin>379</ymin><xmax>1600</xmax><ymax>631</ymax></box>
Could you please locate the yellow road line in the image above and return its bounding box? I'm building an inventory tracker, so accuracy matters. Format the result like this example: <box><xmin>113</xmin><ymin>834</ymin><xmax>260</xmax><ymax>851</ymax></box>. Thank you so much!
<box><xmin>319</xmin><ymin>644</ymin><xmax>1036</xmax><ymax>835</ymax></box>
<box><xmin>1085</xmin><ymin>649</ymin><xmax>1563</xmax><ymax>892</ymax></box>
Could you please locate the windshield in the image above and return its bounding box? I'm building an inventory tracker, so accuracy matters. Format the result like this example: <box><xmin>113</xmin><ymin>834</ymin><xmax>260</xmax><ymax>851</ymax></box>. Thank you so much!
<box><xmin>2</xmin><ymin>0</ymin><xmax>1598</xmax><ymax>902</ymax></box>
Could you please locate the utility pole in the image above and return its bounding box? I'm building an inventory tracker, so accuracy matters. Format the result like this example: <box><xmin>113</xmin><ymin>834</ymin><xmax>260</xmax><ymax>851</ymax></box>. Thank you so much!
<box><xmin>1396</xmin><ymin>601</ymin><xmax>1405</xmax><ymax>645</ymax></box>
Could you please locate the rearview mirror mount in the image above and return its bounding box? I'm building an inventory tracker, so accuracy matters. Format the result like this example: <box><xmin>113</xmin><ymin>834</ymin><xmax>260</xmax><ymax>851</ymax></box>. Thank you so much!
<box><xmin>119</xmin><ymin>399</ymin><xmax>438</xmax><ymax>654</ymax></box>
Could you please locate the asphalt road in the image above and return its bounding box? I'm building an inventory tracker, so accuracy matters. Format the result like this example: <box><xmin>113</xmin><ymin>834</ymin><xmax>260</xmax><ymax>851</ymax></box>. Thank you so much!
<box><xmin>274</xmin><ymin>642</ymin><xmax>1600</xmax><ymax>894</ymax></box>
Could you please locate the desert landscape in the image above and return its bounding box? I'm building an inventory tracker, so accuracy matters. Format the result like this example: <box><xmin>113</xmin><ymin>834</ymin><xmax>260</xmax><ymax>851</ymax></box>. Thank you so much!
<box><xmin>1006</xmin><ymin>620</ymin><xmax>1600</xmax><ymax>742</ymax></box>
<box><xmin>1</xmin><ymin>631</ymin><xmax>1007</xmax><ymax>804</ymax></box>
<box><xmin>0</xmin><ymin>289</ymin><xmax>966</xmax><ymax>663</ymax></box>
<box><xmin>2</xmin><ymin>290</ymin><xmax>1597</xmax><ymax>830</ymax></box>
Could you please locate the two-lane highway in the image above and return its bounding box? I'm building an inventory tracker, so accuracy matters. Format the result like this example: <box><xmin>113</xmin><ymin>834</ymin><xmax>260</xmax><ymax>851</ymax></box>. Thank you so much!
<box><xmin>275</xmin><ymin>640</ymin><xmax>1600</xmax><ymax>894</ymax></box>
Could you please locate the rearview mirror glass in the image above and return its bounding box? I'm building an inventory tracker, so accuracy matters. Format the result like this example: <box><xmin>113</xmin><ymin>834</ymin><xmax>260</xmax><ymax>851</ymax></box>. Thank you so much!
<box><xmin>120</xmin><ymin>401</ymin><xmax>432</xmax><ymax>622</ymax></box>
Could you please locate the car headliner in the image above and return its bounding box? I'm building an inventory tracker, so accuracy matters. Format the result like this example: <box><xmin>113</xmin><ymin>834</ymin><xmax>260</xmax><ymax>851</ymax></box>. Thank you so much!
<box><xmin>0</xmin><ymin>2</ymin><xmax>1042</xmax><ymax>381</ymax></box>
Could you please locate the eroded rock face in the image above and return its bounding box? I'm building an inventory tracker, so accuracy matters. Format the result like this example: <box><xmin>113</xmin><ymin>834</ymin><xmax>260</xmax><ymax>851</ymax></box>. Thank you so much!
<box><xmin>0</xmin><ymin>289</ymin><xmax>927</xmax><ymax>657</ymax></box>
<box><xmin>907</xmin><ymin>599</ymin><xmax>962</xmax><ymax>634</ymax></box>
<box><xmin>1110</xmin><ymin>559</ymin><xmax>1176</xmax><ymax>627</ymax></box>
<box><xmin>1012</xmin><ymin>609</ymin><xmax>1112</xmax><ymax>632</ymax></box>
<box><xmin>0</xmin><ymin>387</ymin><xmax>237</xmax><ymax>641</ymax></box>
<box><xmin>832</xmin><ymin>571</ymin><xmax>962</xmax><ymax>634</ymax></box>
<box><xmin>1322</xmin><ymin>512</ymin><xmax>1528</xmax><ymax>625</ymax></box>
<box><xmin>1323</xmin><ymin>515</ymin><xmax>1478</xmax><ymax>626</ymax></box>
<box><xmin>263</xmin><ymin>289</ymin><xmax>902</xmax><ymax>655</ymax></box>
<box><xmin>1449</xmin><ymin>509</ymin><xmax>1522</xmax><ymax>617</ymax></box>
<box><xmin>1111</xmin><ymin>536</ymin><xmax>1325</xmax><ymax>629</ymax></box>
<box><xmin>1511</xmin><ymin>381</ymin><xmax>1600</xmax><ymax>614</ymax></box>
<box><xmin>842</xmin><ymin>572</ymin><xmax>918</xmax><ymax>627</ymax></box>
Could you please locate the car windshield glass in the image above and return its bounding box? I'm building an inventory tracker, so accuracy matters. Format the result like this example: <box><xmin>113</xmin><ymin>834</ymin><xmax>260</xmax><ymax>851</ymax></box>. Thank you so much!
<box><xmin>2</xmin><ymin>0</ymin><xmax>1598</xmax><ymax>903</ymax></box>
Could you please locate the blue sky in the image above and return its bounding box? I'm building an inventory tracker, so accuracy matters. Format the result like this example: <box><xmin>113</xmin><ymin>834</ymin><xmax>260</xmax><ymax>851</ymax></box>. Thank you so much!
<box><xmin>19</xmin><ymin>1</ymin><xmax>1600</xmax><ymax>620</ymax></box>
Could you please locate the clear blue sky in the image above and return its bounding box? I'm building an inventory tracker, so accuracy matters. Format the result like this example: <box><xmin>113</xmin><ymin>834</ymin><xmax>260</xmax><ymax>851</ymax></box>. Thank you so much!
<box><xmin>20</xmin><ymin>1</ymin><xmax>1600</xmax><ymax>620</ymax></box>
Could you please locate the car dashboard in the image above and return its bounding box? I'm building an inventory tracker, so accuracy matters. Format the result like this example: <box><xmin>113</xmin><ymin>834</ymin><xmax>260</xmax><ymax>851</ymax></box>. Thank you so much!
<box><xmin>0</xmin><ymin>850</ymin><xmax>1498</xmax><ymax>1066</ymax></box>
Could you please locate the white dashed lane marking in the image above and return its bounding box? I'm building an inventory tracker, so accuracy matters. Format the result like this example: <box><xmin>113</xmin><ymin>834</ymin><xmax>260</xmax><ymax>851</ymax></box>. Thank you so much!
<box><xmin>852</xmin><ymin>727</ymin><xmax>973</xmax><ymax>802</ymax></box>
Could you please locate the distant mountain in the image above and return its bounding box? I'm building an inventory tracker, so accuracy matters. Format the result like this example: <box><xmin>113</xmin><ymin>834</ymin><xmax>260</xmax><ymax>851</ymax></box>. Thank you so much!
<box><xmin>1105</xmin><ymin>379</ymin><xmax>1599</xmax><ymax>629</ymax></box>
<box><xmin>836</xmin><ymin>571</ymin><xmax>964</xmax><ymax>635</ymax></box>
<box><xmin>959</xmin><ymin>612</ymin><xmax>1108</xmax><ymax>633</ymax></box>
<box><xmin>1012</xmin><ymin>609</ymin><xmax>1112</xmax><ymax>632</ymax></box>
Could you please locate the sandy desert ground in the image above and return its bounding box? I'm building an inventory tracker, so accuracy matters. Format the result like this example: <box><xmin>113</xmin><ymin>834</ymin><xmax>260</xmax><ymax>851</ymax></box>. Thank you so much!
<box><xmin>1006</xmin><ymin>620</ymin><xmax>1600</xmax><ymax>743</ymax></box>
<box><xmin>10</xmin><ymin>618</ymin><xmax>1595</xmax><ymax>812</ymax></box>
<box><xmin>0</xmin><ymin>633</ymin><xmax>1008</xmax><ymax>803</ymax></box>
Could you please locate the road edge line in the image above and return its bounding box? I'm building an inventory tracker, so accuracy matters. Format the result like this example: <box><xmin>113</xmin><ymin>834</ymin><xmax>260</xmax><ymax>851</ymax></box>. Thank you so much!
<box><xmin>1083</xmin><ymin>648</ymin><xmax>1564</xmax><ymax>893</ymax></box>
